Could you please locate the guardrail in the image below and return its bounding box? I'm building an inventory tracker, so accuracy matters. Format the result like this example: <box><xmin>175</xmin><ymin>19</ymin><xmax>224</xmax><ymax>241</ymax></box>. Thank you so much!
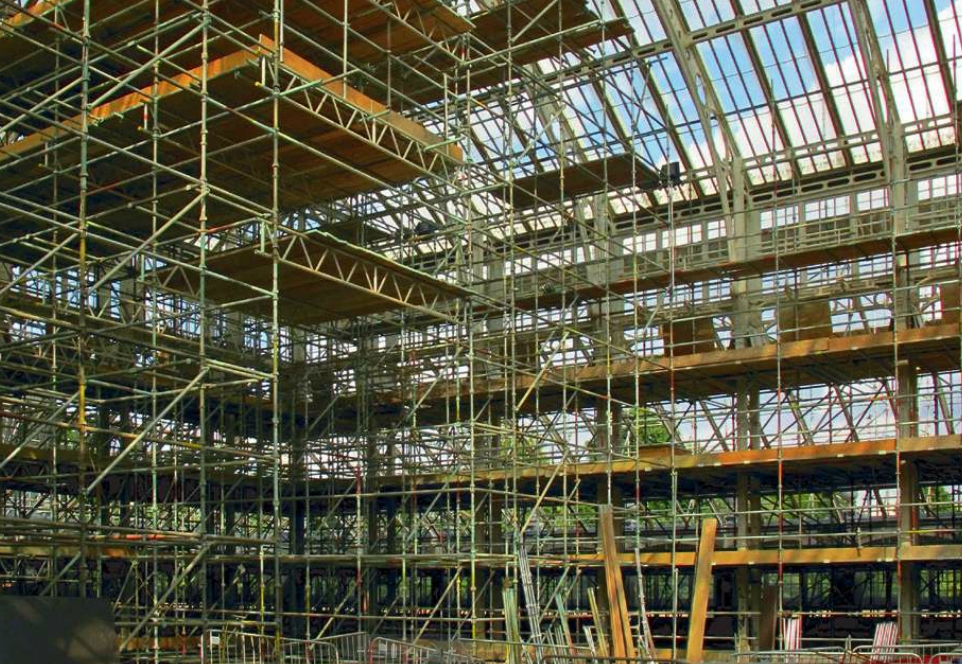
<box><xmin>203</xmin><ymin>629</ymin><xmax>339</xmax><ymax>664</ymax></box>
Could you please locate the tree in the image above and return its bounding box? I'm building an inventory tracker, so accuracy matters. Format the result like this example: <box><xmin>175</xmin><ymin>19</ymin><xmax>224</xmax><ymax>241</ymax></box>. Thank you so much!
<box><xmin>625</xmin><ymin>406</ymin><xmax>671</xmax><ymax>447</ymax></box>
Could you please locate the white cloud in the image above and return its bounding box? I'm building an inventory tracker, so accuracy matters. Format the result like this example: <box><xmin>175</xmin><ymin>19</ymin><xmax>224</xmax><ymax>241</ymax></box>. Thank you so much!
<box><xmin>673</xmin><ymin>0</ymin><xmax>959</xmax><ymax>180</ymax></box>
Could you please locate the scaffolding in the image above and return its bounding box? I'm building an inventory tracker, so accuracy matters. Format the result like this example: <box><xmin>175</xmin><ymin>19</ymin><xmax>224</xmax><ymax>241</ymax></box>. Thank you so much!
<box><xmin>0</xmin><ymin>0</ymin><xmax>961</xmax><ymax>662</ymax></box>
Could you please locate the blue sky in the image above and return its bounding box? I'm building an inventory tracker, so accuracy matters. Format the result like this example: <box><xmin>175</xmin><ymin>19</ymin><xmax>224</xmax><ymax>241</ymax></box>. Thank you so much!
<box><xmin>467</xmin><ymin>0</ymin><xmax>962</xmax><ymax>196</ymax></box>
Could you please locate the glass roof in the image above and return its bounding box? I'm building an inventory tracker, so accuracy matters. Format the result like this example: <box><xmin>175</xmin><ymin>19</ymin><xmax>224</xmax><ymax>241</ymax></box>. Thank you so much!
<box><xmin>462</xmin><ymin>0</ymin><xmax>961</xmax><ymax>204</ymax></box>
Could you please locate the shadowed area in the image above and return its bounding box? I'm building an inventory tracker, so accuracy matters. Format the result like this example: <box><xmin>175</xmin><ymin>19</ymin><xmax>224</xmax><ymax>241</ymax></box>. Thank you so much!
<box><xmin>0</xmin><ymin>596</ymin><xmax>118</xmax><ymax>664</ymax></box>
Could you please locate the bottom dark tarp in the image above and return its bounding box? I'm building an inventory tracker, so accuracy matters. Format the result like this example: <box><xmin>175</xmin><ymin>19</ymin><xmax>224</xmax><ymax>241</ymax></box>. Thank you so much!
<box><xmin>0</xmin><ymin>596</ymin><xmax>118</xmax><ymax>664</ymax></box>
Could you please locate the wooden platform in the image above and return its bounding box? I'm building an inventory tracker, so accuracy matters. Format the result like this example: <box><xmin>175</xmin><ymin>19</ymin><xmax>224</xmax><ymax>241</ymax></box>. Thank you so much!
<box><xmin>0</xmin><ymin>0</ymin><xmax>471</xmax><ymax>93</ymax></box>
<box><xmin>3</xmin><ymin>430</ymin><xmax>958</xmax><ymax>511</ymax></box>
<box><xmin>399</xmin><ymin>434</ymin><xmax>962</xmax><ymax>498</ymax></box>
<box><xmin>160</xmin><ymin>230</ymin><xmax>471</xmax><ymax>325</ymax></box>
<box><xmin>496</xmin><ymin>154</ymin><xmax>661</xmax><ymax>209</ymax></box>
<box><xmin>511</xmin><ymin>224</ymin><xmax>962</xmax><ymax>311</ymax></box>
<box><xmin>472</xmin><ymin>0</ymin><xmax>631</xmax><ymax>68</ymax></box>
<box><xmin>388</xmin><ymin>0</ymin><xmax>632</xmax><ymax>103</ymax></box>
<box><xmin>0</xmin><ymin>36</ymin><xmax>462</xmax><ymax>241</ymax></box>
<box><xmin>385</xmin><ymin>323</ymin><xmax>962</xmax><ymax>410</ymax></box>
<box><xmin>5</xmin><ymin>541</ymin><xmax>961</xmax><ymax>569</ymax></box>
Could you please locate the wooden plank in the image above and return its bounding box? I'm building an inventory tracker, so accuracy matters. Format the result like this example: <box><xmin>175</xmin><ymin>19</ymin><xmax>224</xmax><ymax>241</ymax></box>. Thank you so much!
<box><xmin>0</xmin><ymin>36</ymin><xmax>462</xmax><ymax>225</ymax></box>
<box><xmin>495</xmin><ymin>154</ymin><xmax>659</xmax><ymax>209</ymax></box>
<box><xmin>462</xmin><ymin>18</ymin><xmax>632</xmax><ymax>89</ymax></box>
<box><xmin>685</xmin><ymin>517</ymin><xmax>718</xmax><ymax>663</ymax></box>
<box><xmin>271</xmin><ymin>37</ymin><xmax>460</xmax><ymax>160</ymax></box>
<box><xmin>757</xmin><ymin>585</ymin><xmax>779</xmax><ymax>651</ymax></box>
<box><xmin>6</xmin><ymin>542</ymin><xmax>962</xmax><ymax>568</ymax></box>
<box><xmin>0</xmin><ymin>0</ymin><xmax>135</xmax><ymax>91</ymax></box>
<box><xmin>414</xmin><ymin>433</ymin><xmax>961</xmax><ymax>488</ymax></box>
<box><xmin>662</xmin><ymin>316</ymin><xmax>717</xmax><ymax>356</ymax></box>
<box><xmin>284</xmin><ymin>0</ymin><xmax>471</xmax><ymax>62</ymax></box>
<box><xmin>392</xmin><ymin>0</ymin><xmax>631</xmax><ymax>104</ymax></box>
<box><xmin>598</xmin><ymin>505</ymin><xmax>637</xmax><ymax>661</ymax></box>
<box><xmin>0</xmin><ymin>0</ymin><xmax>470</xmax><ymax>91</ymax></box>
<box><xmin>506</xmin><ymin>208</ymin><xmax>961</xmax><ymax>309</ymax></box>
<box><xmin>0</xmin><ymin>46</ymin><xmax>261</xmax><ymax>166</ymax></box>
<box><xmin>397</xmin><ymin>17</ymin><xmax>631</xmax><ymax>103</ymax></box>
<box><xmin>160</xmin><ymin>230</ymin><xmax>470</xmax><ymax>325</ymax></box>
<box><xmin>404</xmin><ymin>322</ymin><xmax>961</xmax><ymax>405</ymax></box>
<box><xmin>472</xmin><ymin>0</ymin><xmax>620</xmax><ymax>53</ymax></box>
<box><xmin>778</xmin><ymin>300</ymin><xmax>834</xmax><ymax>341</ymax></box>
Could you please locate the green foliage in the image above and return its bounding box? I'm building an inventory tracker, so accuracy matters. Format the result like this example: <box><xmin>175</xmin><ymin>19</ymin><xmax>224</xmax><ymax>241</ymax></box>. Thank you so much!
<box><xmin>625</xmin><ymin>406</ymin><xmax>671</xmax><ymax>446</ymax></box>
<box><xmin>927</xmin><ymin>485</ymin><xmax>954</xmax><ymax>516</ymax></box>
<box><xmin>538</xmin><ymin>502</ymin><xmax>598</xmax><ymax>534</ymax></box>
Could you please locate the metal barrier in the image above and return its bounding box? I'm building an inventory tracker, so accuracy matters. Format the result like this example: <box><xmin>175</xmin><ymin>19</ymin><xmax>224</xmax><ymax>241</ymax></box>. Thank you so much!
<box><xmin>871</xmin><ymin>644</ymin><xmax>962</xmax><ymax>664</ymax></box>
<box><xmin>457</xmin><ymin>635</ymin><xmax>594</xmax><ymax>664</ymax></box>
<box><xmin>851</xmin><ymin>646</ymin><xmax>923</xmax><ymax>664</ymax></box>
<box><xmin>318</xmin><ymin>632</ymin><xmax>372</xmax><ymax>664</ymax></box>
<box><xmin>733</xmin><ymin>649</ymin><xmax>852</xmax><ymax>664</ymax></box>
<box><xmin>734</xmin><ymin>649</ymin><xmax>927</xmax><ymax>664</ymax></box>
<box><xmin>204</xmin><ymin>629</ymin><xmax>339</xmax><ymax>664</ymax></box>
<box><xmin>929</xmin><ymin>651</ymin><xmax>962</xmax><ymax>664</ymax></box>
<box><xmin>368</xmin><ymin>636</ymin><xmax>484</xmax><ymax>664</ymax></box>
<box><xmin>543</xmin><ymin>654</ymin><xmax>687</xmax><ymax>664</ymax></box>
<box><xmin>204</xmin><ymin>630</ymin><xmax>493</xmax><ymax>664</ymax></box>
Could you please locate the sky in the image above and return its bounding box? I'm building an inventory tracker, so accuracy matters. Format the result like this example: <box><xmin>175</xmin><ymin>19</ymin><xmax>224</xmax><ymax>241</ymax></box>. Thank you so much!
<box><xmin>468</xmin><ymin>0</ymin><xmax>962</xmax><ymax>194</ymax></box>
